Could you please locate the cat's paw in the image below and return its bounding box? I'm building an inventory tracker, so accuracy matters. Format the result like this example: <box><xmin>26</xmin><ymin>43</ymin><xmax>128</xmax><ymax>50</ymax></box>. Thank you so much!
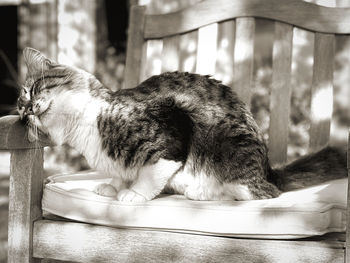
<box><xmin>117</xmin><ymin>189</ymin><xmax>147</xmax><ymax>202</ymax></box>
<box><xmin>94</xmin><ymin>183</ymin><xmax>118</xmax><ymax>197</ymax></box>
<box><xmin>184</xmin><ymin>189</ymin><xmax>208</xmax><ymax>201</ymax></box>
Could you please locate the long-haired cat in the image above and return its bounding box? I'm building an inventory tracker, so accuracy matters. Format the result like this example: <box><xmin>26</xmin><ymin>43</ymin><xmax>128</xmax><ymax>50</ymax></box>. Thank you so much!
<box><xmin>17</xmin><ymin>48</ymin><xmax>347</xmax><ymax>202</ymax></box>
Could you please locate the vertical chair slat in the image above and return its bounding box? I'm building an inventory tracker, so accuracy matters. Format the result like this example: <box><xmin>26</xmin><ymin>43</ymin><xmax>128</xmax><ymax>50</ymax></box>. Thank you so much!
<box><xmin>139</xmin><ymin>39</ymin><xmax>163</xmax><ymax>82</ymax></box>
<box><xmin>124</xmin><ymin>5</ymin><xmax>146</xmax><ymax>89</ymax></box>
<box><xmin>290</xmin><ymin>28</ymin><xmax>315</xmax><ymax>152</ymax></box>
<box><xmin>215</xmin><ymin>20</ymin><xmax>235</xmax><ymax>86</ymax></box>
<box><xmin>309</xmin><ymin>33</ymin><xmax>335</xmax><ymax>152</ymax></box>
<box><xmin>161</xmin><ymin>35</ymin><xmax>180</xmax><ymax>72</ymax></box>
<box><xmin>233</xmin><ymin>17</ymin><xmax>255</xmax><ymax>106</ymax></box>
<box><xmin>8</xmin><ymin>148</ymin><xmax>44</xmax><ymax>263</ymax></box>
<box><xmin>331</xmin><ymin>35</ymin><xmax>350</xmax><ymax>147</ymax></box>
<box><xmin>196</xmin><ymin>23</ymin><xmax>218</xmax><ymax>75</ymax></box>
<box><xmin>179</xmin><ymin>30</ymin><xmax>198</xmax><ymax>72</ymax></box>
<box><xmin>268</xmin><ymin>22</ymin><xmax>293</xmax><ymax>165</ymax></box>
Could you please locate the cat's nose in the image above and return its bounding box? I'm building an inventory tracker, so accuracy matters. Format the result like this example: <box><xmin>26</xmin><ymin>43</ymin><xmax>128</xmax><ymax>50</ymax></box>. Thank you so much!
<box><xmin>17</xmin><ymin>96</ymin><xmax>33</xmax><ymax>120</ymax></box>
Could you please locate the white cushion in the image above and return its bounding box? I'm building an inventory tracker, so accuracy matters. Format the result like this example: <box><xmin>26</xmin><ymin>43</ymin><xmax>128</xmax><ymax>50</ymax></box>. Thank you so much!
<box><xmin>42</xmin><ymin>171</ymin><xmax>347</xmax><ymax>239</ymax></box>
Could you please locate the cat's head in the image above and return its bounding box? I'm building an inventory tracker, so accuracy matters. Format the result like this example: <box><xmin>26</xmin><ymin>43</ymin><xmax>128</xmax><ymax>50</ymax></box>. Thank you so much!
<box><xmin>17</xmin><ymin>48</ymin><xmax>92</xmax><ymax>142</ymax></box>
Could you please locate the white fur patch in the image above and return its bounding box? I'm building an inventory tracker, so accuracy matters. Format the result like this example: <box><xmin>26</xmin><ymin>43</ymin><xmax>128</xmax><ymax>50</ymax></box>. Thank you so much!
<box><xmin>222</xmin><ymin>183</ymin><xmax>254</xmax><ymax>201</ymax></box>
<box><xmin>168</xmin><ymin>159</ymin><xmax>254</xmax><ymax>201</ymax></box>
<box><xmin>131</xmin><ymin>158</ymin><xmax>182</xmax><ymax>200</ymax></box>
<box><xmin>37</xmin><ymin>87</ymin><xmax>138</xmax><ymax>183</ymax></box>
<box><xmin>168</xmin><ymin>163</ymin><xmax>225</xmax><ymax>200</ymax></box>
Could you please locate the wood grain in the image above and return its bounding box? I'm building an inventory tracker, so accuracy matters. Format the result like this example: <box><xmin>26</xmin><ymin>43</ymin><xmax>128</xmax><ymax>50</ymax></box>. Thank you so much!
<box><xmin>124</xmin><ymin>5</ymin><xmax>146</xmax><ymax>89</ymax></box>
<box><xmin>144</xmin><ymin>0</ymin><xmax>350</xmax><ymax>39</ymax></box>
<box><xmin>8</xmin><ymin>148</ymin><xmax>44</xmax><ymax>263</ymax></box>
<box><xmin>309</xmin><ymin>33</ymin><xmax>335</xmax><ymax>152</ymax></box>
<box><xmin>0</xmin><ymin>116</ymin><xmax>52</xmax><ymax>150</ymax></box>
<box><xmin>268</xmin><ymin>22</ymin><xmax>293</xmax><ymax>165</ymax></box>
<box><xmin>33</xmin><ymin>220</ymin><xmax>344</xmax><ymax>263</ymax></box>
<box><xmin>233</xmin><ymin>18</ymin><xmax>255</xmax><ymax>106</ymax></box>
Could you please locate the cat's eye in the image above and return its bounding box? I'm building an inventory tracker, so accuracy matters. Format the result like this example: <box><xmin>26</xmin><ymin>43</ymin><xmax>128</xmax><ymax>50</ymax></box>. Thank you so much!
<box><xmin>21</xmin><ymin>86</ymin><xmax>29</xmax><ymax>94</ymax></box>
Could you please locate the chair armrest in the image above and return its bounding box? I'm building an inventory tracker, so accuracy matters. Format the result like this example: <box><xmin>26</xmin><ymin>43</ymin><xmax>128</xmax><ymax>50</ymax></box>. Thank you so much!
<box><xmin>0</xmin><ymin>115</ymin><xmax>52</xmax><ymax>150</ymax></box>
<box><xmin>3</xmin><ymin>115</ymin><xmax>52</xmax><ymax>262</ymax></box>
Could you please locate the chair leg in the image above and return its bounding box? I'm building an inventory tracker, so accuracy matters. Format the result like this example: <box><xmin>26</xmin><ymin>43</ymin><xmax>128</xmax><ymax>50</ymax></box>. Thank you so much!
<box><xmin>8</xmin><ymin>148</ymin><xmax>44</xmax><ymax>263</ymax></box>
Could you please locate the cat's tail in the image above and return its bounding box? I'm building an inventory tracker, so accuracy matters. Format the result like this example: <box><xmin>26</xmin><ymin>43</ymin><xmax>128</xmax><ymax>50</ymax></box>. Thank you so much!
<box><xmin>267</xmin><ymin>146</ymin><xmax>348</xmax><ymax>192</ymax></box>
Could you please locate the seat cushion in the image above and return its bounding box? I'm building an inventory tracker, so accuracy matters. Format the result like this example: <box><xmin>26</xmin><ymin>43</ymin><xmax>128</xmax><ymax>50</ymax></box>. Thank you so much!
<box><xmin>42</xmin><ymin>171</ymin><xmax>347</xmax><ymax>239</ymax></box>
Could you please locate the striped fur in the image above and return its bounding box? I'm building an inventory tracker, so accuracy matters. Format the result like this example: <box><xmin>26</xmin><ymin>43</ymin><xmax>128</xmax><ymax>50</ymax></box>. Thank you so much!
<box><xmin>17</xmin><ymin>48</ymin><xmax>347</xmax><ymax>202</ymax></box>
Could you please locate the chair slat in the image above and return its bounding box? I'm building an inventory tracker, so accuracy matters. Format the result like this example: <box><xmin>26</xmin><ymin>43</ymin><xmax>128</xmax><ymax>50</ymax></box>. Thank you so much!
<box><xmin>215</xmin><ymin>20</ymin><xmax>235</xmax><ymax>86</ymax></box>
<box><xmin>309</xmin><ymin>33</ymin><xmax>335</xmax><ymax>152</ymax></box>
<box><xmin>139</xmin><ymin>39</ymin><xmax>163</xmax><ymax>82</ymax></box>
<box><xmin>331</xmin><ymin>35</ymin><xmax>350</xmax><ymax>147</ymax></box>
<box><xmin>8</xmin><ymin>148</ymin><xmax>44</xmax><ymax>263</ymax></box>
<box><xmin>161</xmin><ymin>35</ymin><xmax>180</xmax><ymax>72</ymax></box>
<box><xmin>33</xmin><ymin>220</ymin><xmax>345</xmax><ymax>263</ymax></box>
<box><xmin>289</xmin><ymin>28</ymin><xmax>315</xmax><ymax>155</ymax></box>
<box><xmin>124</xmin><ymin>5</ymin><xmax>146</xmax><ymax>89</ymax></box>
<box><xmin>196</xmin><ymin>23</ymin><xmax>218</xmax><ymax>75</ymax></box>
<box><xmin>144</xmin><ymin>0</ymin><xmax>350</xmax><ymax>39</ymax></box>
<box><xmin>179</xmin><ymin>30</ymin><xmax>198</xmax><ymax>72</ymax></box>
<box><xmin>233</xmin><ymin>17</ymin><xmax>255</xmax><ymax>106</ymax></box>
<box><xmin>268</xmin><ymin>22</ymin><xmax>293</xmax><ymax>165</ymax></box>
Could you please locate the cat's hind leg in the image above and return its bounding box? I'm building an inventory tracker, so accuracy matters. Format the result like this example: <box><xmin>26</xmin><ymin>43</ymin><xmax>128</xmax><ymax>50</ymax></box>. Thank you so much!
<box><xmin>117</xmin><ymin>159</ymin><xmax>182</xmax><ymax>202</ymax></box>
<box><xmin>242</xmin><ymin>177</ymin><xmax>282</xmax><ymax>200</ymax></box>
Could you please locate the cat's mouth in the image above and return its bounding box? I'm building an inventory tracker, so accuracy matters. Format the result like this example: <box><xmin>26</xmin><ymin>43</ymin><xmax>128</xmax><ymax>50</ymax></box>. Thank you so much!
<box><xmin>22</xmin><ymin>108</ymin><xmax>51</xmax><ymax>142</ymax></box>
<box><xmin>18</xmin><ymin>101</ymin><xmax>33</xmax><ymax>120</ymax></box>
<box><xmin>18</xmin><ymin>100</ymin><xmax>52</xmax><ymax>120</ymax></box>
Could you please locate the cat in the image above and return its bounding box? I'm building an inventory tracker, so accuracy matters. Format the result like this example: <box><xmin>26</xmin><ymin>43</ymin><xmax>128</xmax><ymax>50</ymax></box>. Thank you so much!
<box><xmin>17</xmin><ymin>47</ymin><xmax>347</xmax><ymax>202</ymax></box>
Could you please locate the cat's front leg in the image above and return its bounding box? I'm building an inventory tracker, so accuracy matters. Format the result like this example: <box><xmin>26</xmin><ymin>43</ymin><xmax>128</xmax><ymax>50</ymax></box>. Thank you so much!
<box><xmin>94</xmin><ymin>176</ymin><xmax>126</xmax><ymax>197</ymax></box>
<box><xmin>117</xmin><ymin>159</ymin><xmax>182</xmax><ymax>202</ymax></box>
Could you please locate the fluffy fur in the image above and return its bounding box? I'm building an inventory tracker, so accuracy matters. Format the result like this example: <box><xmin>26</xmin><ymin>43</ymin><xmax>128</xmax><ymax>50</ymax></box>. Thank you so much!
<box><xmin>18</xmin><ymin>48</ymin><xmax>347</xmax><ymax>202</ymax></box>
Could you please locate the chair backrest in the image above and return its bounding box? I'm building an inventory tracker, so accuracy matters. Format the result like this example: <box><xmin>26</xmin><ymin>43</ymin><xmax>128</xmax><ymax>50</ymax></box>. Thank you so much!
<box><xmin>125</xmin><ymin>0</ymin><xmax>350</xmax><ymax>166</ymax></box>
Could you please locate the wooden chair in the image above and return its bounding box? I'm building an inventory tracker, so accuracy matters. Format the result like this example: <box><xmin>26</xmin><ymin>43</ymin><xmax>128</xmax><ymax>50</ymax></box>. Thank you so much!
<box><xmin>1</xmin><ymin>0</ymin><xmax>350</xmax><ymax>261</ymax></box>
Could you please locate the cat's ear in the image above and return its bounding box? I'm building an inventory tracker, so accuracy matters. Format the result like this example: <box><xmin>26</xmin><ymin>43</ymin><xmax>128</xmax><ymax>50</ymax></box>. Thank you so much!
<box><xmin>23</xmin><ymin>47</ymin><xmax>55</xmax><ymax>74</ymax></box>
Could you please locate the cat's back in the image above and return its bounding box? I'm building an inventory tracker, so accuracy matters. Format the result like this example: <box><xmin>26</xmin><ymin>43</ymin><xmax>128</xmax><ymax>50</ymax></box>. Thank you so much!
<box><xmin>120</xmin><ymin>72</ymin><xmax>238</xmax><ymax>104</ymax></box>
<box><xmin>111</xmin><ymin>71</ymin><xmax>255</xmax><ymax>137</ymax></box>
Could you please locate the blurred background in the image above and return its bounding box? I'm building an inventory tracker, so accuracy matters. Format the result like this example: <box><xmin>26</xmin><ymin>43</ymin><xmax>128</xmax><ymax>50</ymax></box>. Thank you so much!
<box><xmin>0</xmin><ymin>0</ymin><xmax>349</xmax><ymax>262</ymax></box>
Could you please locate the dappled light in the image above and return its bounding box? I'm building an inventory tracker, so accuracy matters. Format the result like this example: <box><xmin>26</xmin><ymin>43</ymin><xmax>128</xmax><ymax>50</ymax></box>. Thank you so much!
<box><xmin>288</xmin><ymin>28</ymin><xmax>314</xmax><ymax>159</ymax></box>
<box><xmin>184</xmin><ymin>39</ymin><xmax>196</xmax><ymax>53</ymax></box>
<box><xmin>214</xmin><ymin>21</ymin><xmax>235</xmax><ymax>86</ymax></box>
<box><xmin>142</xmin><ymin>40</ymin><xmax>163</xmax><ymax>80</ymax></box>
<box><xmin>310</xmin><ymin>86</ymin><xmax>333</xmax><ymax>122</ymax></box>
<box><xmin>57</xmin><ymin>0</ymin><xmax>97</xmax><ymax>73</ymax></box>
<box><xmin>178</xmin><ymin>32</ymin><xmax>197</xmax><ymax>72</ymax></box>
<box><xmin>183</xmin><ymin>56</ymin><xmax>196</xmax><ymax>73</ymax></box>
<box><xmin>0</xmin><ymin>0</ymin><xmax>350</xmax><ymax>262</ymax></box>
